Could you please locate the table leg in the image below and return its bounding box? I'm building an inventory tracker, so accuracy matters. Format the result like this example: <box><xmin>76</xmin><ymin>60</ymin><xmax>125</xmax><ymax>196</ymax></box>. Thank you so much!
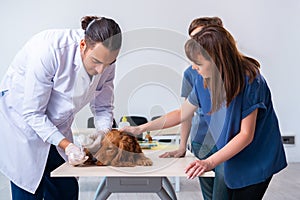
<box><xmin>175</xmin><ymin>177</ymin><xmax>180</xmax><ymax>192</ymax></box>
<box><xmin>93</xmin><ymin>177</ymin><xmax>177</xmax><ymax>200</ymax></box>
<box><xmin>94</xmin><ymin>177</ymin><xmax>111</xmax><ymax>200</ymax></box>
<box><xmin>162</xmin><ymin>177</ymin><xmax>177</xmax><ymax>200</ymax></box>
<box><xmin>157</xmin><ymin>187</ymin><xmax>173</xmax><ymax>200</ymax></box>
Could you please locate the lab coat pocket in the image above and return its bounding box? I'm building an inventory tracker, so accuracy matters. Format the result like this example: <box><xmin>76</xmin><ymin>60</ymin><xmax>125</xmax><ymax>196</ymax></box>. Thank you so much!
<box><xmin>0</xmin><ymin>95</ymin><xmax>37</xmax><ymax>142</ymax></box>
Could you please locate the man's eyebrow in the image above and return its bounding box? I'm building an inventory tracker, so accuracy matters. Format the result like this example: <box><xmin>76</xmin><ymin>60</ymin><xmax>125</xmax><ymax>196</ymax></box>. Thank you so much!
<box><xmin>92</xmin><ymin>57</ymin><xmax>103</xmax><ymax>63</ymax></box>
<box><xmin>92</xmin><ymin>56</ymin><xmax>116</xmax><ymax>65</ymax></box>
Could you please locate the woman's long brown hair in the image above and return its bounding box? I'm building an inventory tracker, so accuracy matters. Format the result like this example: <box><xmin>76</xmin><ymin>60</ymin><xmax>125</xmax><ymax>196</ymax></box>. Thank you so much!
<box><xmin>185</xmin><ymin>25</ymin><xmax>260</xmax><ymax>113</ymax></box>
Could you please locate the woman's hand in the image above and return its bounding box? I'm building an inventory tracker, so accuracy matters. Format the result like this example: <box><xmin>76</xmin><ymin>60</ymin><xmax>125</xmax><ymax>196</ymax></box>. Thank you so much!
<box><xmin>159</xmin><ymin>148</ymin><xmax>186</xmax><ymax>158</ymax></box>
<box><xmin>119</xmin><ymin>125</ymin><xmax>143</xmax><ymax>136</ymax></box>
<box><xmin>184</xmin><ymin>159</ymin><xmax>214</xmax><ymax>179</ymax></box>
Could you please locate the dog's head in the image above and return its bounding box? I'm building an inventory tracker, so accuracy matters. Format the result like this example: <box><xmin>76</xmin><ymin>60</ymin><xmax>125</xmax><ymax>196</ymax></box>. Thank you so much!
<box><xmin>92</xmin><ymin>130</ymin><xmax>152</xmax><ymax>167</ymax></box>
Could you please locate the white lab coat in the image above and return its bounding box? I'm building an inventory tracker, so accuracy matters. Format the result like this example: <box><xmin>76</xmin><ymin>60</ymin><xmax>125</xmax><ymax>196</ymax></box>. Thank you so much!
<box><xmin>0</xmin><ymin>29</ymin><xmax>115</xmax><ymax>193</ymax></box>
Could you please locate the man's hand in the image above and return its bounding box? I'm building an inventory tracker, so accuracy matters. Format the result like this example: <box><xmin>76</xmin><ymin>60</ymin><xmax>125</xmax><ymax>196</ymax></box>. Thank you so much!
<box><xmin>65</xmin><ymin>143</ymin><xmax>88</xmax><ymax>166</ymax></box>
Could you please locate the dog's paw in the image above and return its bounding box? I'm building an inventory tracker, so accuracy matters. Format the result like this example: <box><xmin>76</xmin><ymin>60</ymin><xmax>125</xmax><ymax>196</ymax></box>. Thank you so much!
<box><xmin>136</xmin><ymin>157</ymin><xmax>153</xmax><ymax>166</ymax></box>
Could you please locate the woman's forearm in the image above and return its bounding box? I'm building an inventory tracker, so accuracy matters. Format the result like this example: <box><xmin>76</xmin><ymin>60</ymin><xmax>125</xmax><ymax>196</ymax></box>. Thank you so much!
<box><xmin>206</xmin><ymin>109</ymin><xmax>257</xmax><ymax>168</ymax></box>
<box><xmin>140</xmin><ymin>110</ymin><xmax>182</xmax><ymax>132</ymax></box>
<box><xmin>179</xmin><ymin>114</ymin><xmax>193</xmax><ymax>149</ymax></box>
<box><xmin>140</xmin><ymin>99</ymin><xmax>197</xmax><ymax>133</ymax></box>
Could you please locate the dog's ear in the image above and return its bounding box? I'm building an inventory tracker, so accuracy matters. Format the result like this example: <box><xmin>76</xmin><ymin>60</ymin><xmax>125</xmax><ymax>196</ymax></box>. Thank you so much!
<box><xmin>132</xmin><ymin>137</ymin><xmax>143</xmax><ymax>153</ymax></box>
<box><xmin>111</xmin><ymin>136</ymin><xmax>136</xmax><ymax>166</ymax></box>
<box><xmin>94</xmin><ymin>134</ymin><xmax>120</xmax><ymax>166</ymax></box>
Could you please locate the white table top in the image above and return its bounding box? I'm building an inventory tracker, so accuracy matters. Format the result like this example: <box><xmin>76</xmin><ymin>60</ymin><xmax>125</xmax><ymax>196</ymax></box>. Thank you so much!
<box><xmin>51</xmin><ymin>148</ymin><xmax>214</xmax><ymax>178</ymax></box>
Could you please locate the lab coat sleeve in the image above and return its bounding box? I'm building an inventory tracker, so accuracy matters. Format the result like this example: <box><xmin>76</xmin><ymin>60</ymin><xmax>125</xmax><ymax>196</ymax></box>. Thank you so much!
<box><xmin>90</xmin><ymin>64</ymin><xmax>115</xmax><ymax>131</ymax></box>
<box><xmin>21</xmin><ymin>41</ymin><xmax>65</xmax><ymax>144</ymax></box>
<box><xmin>46</xmin><ymin>131</ymin><xmax>66</xmax><ymax>146</ymax></box>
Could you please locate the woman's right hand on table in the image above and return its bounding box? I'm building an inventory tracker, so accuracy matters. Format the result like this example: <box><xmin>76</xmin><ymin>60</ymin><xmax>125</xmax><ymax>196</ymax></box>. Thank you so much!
<box><xmin>159</xmin><ymin>148</ymin><xmax>186</xmax><ymax>158</ymax></box>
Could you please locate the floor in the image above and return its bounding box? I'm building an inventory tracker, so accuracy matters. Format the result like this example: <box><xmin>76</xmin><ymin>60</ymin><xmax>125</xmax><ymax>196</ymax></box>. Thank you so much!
<box><xmin>1</xmin><ymin>163</ymin><xmax>299</xmax><ymax>200</ymax></box>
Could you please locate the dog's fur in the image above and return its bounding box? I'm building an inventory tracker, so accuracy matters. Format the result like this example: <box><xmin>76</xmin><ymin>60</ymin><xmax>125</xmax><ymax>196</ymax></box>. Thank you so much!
<box><xmin>84</xmin><ymin>130</ymin><xmax>153</xmax><ymax>167</ymax></box>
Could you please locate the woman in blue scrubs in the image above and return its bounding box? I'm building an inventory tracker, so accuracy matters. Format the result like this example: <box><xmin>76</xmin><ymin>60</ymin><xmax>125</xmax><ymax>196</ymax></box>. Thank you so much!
<box><xmin>160</xmin><ymin>17</ymin><xmax>228</xmax><ymax>200</ymax></box>
<box><xmin>121</xmin><ymin>25</ymin><xmax>287</xmax><ymax>200</ymax></box>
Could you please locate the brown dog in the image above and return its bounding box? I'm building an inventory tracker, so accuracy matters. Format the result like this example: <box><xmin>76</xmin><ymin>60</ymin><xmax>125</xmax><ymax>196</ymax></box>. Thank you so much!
<box><xmin>84</xmin><ymin>130</ymin><xmax>153</xmax><ymax>167</ymax></box>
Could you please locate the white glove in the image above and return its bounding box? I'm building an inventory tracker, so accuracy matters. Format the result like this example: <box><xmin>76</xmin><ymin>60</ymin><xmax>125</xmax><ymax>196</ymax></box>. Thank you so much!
<box><xmin>76</xmin><ymin>134</ymin><xmax>94</xmax><ymax>146</ymax></box>
<box><xmin>82</xmin><ymin>129</ymin><xmax>108</xmax><ymax>154</ymax></box>
<box><xmin>65</xmin><ymin>143</ymin><xmax>88</xmax><ymax>166</ymax></box>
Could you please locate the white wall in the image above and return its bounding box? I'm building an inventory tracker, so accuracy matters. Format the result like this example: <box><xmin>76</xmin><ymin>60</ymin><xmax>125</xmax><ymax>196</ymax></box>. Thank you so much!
<box><xmin>1</xmin><ymin>0</ymin><xmax>299</xmax><ymax>162</ymax></box>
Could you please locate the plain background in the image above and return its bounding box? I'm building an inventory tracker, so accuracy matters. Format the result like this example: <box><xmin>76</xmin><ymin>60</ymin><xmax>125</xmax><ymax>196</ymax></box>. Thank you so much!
<box><xmin>0</xmin><ymin>0</ymin><xmax>299</xmax><ymax>162</ymax></box>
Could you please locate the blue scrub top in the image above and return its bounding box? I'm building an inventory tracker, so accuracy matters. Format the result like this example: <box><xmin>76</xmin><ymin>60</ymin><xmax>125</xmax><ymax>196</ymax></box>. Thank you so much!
<box><xmin>188</xmin><ymin>73</ymin><xmax>287</xmax><ymax>189</ymax></box>
<box><xmin>181</xmin><ymin>66</ymin><xmax>209</xmax><ymax>143</ymax></box>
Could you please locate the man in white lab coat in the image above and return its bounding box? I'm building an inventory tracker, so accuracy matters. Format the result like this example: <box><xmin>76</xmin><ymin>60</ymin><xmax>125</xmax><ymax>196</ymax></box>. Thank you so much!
<box><xmin>0</xmin><ymin>16</ymin><xmax>121</xmax><ymax>199</ymax></box>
